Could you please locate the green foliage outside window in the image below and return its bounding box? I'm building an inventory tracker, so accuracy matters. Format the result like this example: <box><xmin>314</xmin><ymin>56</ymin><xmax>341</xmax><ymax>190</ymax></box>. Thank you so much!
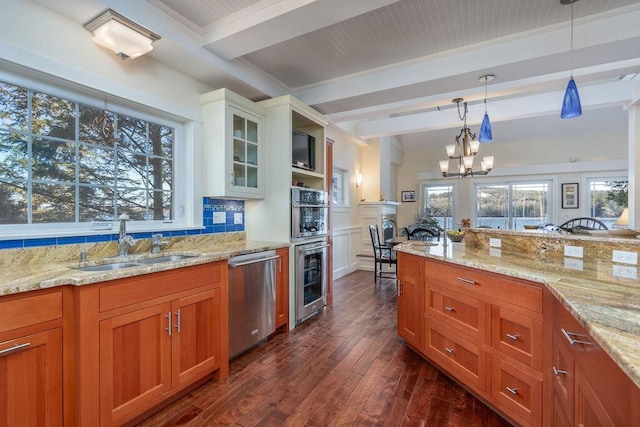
<box><xmin>0</xmin><ymin>81</ymin><xmax>174</xmax><ymax>225</ymax></box>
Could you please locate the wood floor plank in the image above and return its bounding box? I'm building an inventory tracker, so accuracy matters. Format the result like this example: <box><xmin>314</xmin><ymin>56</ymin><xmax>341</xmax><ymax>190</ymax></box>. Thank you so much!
<box><xmin>135</xmin><ymin>271</ymin><xmax>512</xmax><ymax>427</ymax></box>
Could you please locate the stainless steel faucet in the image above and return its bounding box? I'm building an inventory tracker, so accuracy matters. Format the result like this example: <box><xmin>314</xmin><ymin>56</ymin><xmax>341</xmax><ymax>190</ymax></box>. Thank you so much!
<box><xmin>117</xmin><ymin>214</ymin><xmax>136</xmax><ymax>256</ymax></box>
<box><xmin>151</xmin><ymin>234</ymin><xmax>170</xmax><ymax>254</ymax></box>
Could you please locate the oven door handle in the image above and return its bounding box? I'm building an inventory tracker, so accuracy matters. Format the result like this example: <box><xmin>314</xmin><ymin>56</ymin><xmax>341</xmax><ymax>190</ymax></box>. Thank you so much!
<box><xmin>303</xmin><ymin>244</ymin><xmax>330</xmax><ymax>254</ymax></box>
<box><xmin>292</xmin><ymin>203</ymin><xmax>329</xmax><ymax>208</ymax></box>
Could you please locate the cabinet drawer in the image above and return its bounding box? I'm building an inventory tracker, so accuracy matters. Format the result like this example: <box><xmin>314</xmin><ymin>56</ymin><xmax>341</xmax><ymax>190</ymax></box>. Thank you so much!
<box><xmin>0</xmin><ymin>290</ymin><xmax>63</xmax><ymax>334</ymax></box>
<box><xmin>425</xmin><ymin>323</ymin><xmax>486</xmax><ymax>392</ymax></box>
<box><xmin>99</xmin><ymin>263</ymin><xmax>221</xmax><ymax>312</ymax></box>
<box><xmin>491</xmin><ymin>306</ymin><xmax>543</xmax><ymax>370</ymax></box>
<box><xmin>491</xmin><ymin>355</ymin><xmax>542</xmax><ymax>427</ymax></box>
<box><xmin>425</xmin><ymin>260</ymin><xmax>542</xmax><ymax>312</ymax></box>
<box><xmin>427</xmin><ymin>283</ymin><xmax>486</xmax><ymax>342</ymax></box>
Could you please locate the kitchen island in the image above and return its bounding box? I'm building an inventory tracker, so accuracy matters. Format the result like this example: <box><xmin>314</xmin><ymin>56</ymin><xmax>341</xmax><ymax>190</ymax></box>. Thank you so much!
<box><xmin>395</xmin><ymin>229</ymin><xmax>640</xmax><ymax>426</ymax></box>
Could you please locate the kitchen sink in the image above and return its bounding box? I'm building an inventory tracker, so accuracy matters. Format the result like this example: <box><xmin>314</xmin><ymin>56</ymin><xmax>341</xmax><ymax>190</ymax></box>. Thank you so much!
<box><xmin>76</xmin><ymin>262</ymin><xmax>141</xmax><ymax>272</ymax></box>
<box><xmin>136</xmin><ymin>254</ymin><xmax>198</xmax><ymax>264</ymax></box>
<box><xmin>75</xmin><ymin>254</ymin><xmax>199</xmax><ymax>272</ymax></box>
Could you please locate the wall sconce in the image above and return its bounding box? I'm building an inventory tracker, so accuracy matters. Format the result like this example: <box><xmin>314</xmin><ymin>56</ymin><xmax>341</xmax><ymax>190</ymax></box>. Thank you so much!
<box><xmin>355</xmin><ymin>173</ymin><xmax>363</xmax><ymax>188</ymax></box>
<box><xmin>84</xmin><ymin>9</ymin><xmax>160</xmax><ymax>60</ymax></box>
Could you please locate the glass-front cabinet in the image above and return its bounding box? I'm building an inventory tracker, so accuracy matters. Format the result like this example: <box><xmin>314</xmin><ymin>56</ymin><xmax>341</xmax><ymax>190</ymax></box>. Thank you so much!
<box><xmin>201</xmin><ymin>88</ymin><xmax>265</xmax><ymax>199</ymax></box>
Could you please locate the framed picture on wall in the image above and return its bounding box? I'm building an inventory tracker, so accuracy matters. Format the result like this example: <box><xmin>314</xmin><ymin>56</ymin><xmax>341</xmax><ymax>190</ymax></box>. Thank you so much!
<box><xmin>401</xmin><ymin>191</ymin><xmax>416</xmax><ymax>202</ymax></box>
<box><xmin>562</xmin><ymin>183</ymin><xmax>579</xmax><ymax>209</ymax></box>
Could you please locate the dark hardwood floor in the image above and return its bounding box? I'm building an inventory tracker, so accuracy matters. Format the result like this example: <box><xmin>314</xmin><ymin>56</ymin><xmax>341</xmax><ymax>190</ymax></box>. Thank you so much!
<box><xmin>136</xmin><ymin>270</ymin><xmax>512</xmax><ymax>426</ymax></box>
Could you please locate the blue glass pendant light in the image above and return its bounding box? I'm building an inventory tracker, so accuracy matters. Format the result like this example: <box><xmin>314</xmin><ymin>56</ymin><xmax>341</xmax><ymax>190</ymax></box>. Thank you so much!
<box><xmin>478</xmin><ymin>74</ymin><xmax>494</xmax><ymax>142</ymax></box>
<box><xmin>560</xmin><ymin>0</ymin><xmax>582</xmax><ymax>119</ymax></box>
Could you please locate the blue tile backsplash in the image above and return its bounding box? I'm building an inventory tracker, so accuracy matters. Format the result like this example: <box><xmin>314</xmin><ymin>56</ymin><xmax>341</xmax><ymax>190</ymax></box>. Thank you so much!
<box><xmin>0</xmin><ymin>198</ymin><xmax>245</xmax><ymax>249</ymax></box>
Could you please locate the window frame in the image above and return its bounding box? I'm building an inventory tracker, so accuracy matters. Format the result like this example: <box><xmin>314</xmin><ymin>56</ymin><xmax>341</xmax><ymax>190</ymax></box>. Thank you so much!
<box><xmin>585</xmin><ymin>174</ymin><xmax>628</xmax><ymax>228</ymax></box>
<box><xmin>331</xmin><ymin>166</ymin><xmax>349</xmax><ymax>208</ymax></box>
<box><xmin>419</xmin><ymin>182</ymin><xmax>456</xmax><ymax>229</ymax></box>
<box><xmin>0</xmin><ymin>71</ymin><xmax>191</xmax><ymax>239</ymax></box>
<box><xmin>473</xmin><ymin>179</ymin><xmax>553</xmax><ymax>230</ymax></box>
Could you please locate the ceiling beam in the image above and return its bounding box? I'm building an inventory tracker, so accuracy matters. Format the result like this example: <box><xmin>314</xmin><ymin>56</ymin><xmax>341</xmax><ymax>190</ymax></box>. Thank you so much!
<box><xmin>357</xmin><ymin>81</ymin><xmax>631</xmax><ymax>139</ymax></box>
<box><xmin>202</xmin><ymin>0</ymin><xmax>402</xmax><ymax>60</ymax></box>
<box><xmin>292</xmin><ymin>9</ymin><xmax>640</xmax><ymax>108</ymax></box>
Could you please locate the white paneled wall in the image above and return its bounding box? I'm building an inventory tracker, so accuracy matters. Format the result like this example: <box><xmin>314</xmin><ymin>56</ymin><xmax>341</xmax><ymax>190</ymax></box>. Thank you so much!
<box><xmin>332</xmin><ymin>226</ymin><xmax>361</xmax><ymax>279</ymax></box>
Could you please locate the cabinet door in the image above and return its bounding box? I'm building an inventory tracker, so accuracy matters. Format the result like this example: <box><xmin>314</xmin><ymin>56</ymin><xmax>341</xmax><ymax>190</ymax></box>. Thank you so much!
<box><xmin>397</xmin><ymin>253</ymin><xmax>422</xmax><ymax>349</ymax></box>
<box><xmin>275</xmin><ymin>248</ymin><xmax>289</xmax><ymax>329</ymax></box>
<box><xmin>172</xmin><ymin>289</ymin><xmax>220</xmax><ymax>387</ymax></box>
<box><xmin>398</xmin><ymin>277</ymin><xmax>422</xmax><ymax>348</ymax></box>
<box><xmin>574</xmin><ymin>366</ymin><xmax>616</xmax><ymax>427</ymax></box>
<box><xmin>229</xmin><ymin>106</ymin><xmax>263</xmax><ymax>197</ymax></box>
<box><xmin>0</xmin><ymin>328</ymin><xmax>62</xmax><ymax>427</ymax></box>
<box><xmin>551</xmin><ymin>331</ymin><xmax>574</xmax><ymax>426</ymax></box>
<box><xmin>99</xmin><ymin>303</ymin><xmax>172</xmax><ymax>425</ymax></box>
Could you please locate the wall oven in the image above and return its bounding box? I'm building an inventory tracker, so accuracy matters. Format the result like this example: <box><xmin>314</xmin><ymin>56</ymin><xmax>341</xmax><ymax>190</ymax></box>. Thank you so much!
<box><xmin>291</xmin><ymin>188</ymin><xmax>328</xmax><ymax>241</ymax></box>
<box><xmin>295</xmin><ymin>240</ymin><xmax>329</xmax><ymax>324</ymax></box>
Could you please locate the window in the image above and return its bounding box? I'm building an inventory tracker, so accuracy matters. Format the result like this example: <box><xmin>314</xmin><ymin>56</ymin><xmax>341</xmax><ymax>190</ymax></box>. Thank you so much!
<box><xmin>586</xmin><ymin>177</ymin><xmax>628</xmax><ymax>228</ymax></box>
<box><xmin>420</xmin><ymin>184</ymin><xmax>454</xmax><ymax>229</ymax></box>
<box><xmin>475</xmin><ymin>181</ymin><xmax>551</xmax><ymax>230</ymax></box>
<box><xmin>331</xmin><ymin>167</ymin><xmax>349</xmax><ymax>207</ymax></box>
<box><xmin>0</xmin><ymin>80</ymin><xmax>174</xmax><ymax>227</ymax></box>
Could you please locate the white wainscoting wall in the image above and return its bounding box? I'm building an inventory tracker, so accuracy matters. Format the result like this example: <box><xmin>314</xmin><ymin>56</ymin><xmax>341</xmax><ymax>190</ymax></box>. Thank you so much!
<box><xmin>332</xmin><ymin>226</ymin><xmax>361</xmax><ymax>279</ymax></box>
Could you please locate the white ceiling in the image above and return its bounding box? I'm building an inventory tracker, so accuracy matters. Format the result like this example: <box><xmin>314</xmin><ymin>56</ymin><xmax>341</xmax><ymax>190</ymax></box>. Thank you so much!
<box><xmin>34</xmin><ymin>0</ymin><xmax>640</xmax><ymax>152</ymax></box>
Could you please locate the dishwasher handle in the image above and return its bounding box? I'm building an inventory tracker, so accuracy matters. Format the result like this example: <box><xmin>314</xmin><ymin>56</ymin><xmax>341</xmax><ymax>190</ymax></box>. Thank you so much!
<box><xmin>228</xmin><ymin>254</ymin><xmax>280</xmax><ymax>268</ymax></box>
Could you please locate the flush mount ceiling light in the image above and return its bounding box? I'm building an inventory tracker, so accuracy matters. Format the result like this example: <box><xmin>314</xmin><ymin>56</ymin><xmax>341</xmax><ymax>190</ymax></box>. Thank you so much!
<box><xmin>84</xmin><ymin>9</ymin><xmax>160</xmax><ymax>60</ymax></box>
<box><xmin>439</xmin><ymin>98</ymin><xmax>494</xmax><ymax>178</ymax></box>
<box><xmin>560</xmin><ymin>0</ymin><xmax>582</xmax><ymax>119</ymax></box>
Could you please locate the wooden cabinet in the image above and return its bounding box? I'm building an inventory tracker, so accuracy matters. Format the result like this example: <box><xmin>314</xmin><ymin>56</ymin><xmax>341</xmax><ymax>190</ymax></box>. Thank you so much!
<box><xmin>201</xmin><ymin>88</ymin><xmax>266</xmax><ymax>199</ymax></box>
<box><xmin>550</xmin><ymin>298</ymin><xmax>638</xmax><ymax>427</ymax></box>
<box><xmin>420</xmin><ymin>257</ymin><xmax>545</xmax><ymax>426</ymax></box>
<box><xmin>0</xmin><ymin>289</ymin><xmax>67</xmax><ymax>427</ymax></box>
<box><xmin>397</xmin><ymin>252</ymin><xmax>423</xmax><ymax>349</ymax></box>
<box><xmin>275</xmin><ymin>247</ymin><xmax>290</xmax><ymax>330</ymax></box>
<box><xmin>76</xmin><ymin>262</ymin><xmax>228</xmax><ymax>426</ymax></box>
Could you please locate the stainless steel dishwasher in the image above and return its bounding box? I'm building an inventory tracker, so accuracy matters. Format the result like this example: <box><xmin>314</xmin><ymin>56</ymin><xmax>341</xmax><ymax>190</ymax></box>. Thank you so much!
<box><xmin>228</xmin><ymin>250</ymin><xmax>278</xmax><ymax>359</ymax></box>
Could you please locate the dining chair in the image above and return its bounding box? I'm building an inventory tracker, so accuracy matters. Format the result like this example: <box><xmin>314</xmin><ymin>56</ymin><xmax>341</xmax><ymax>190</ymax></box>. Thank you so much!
<box><xmin>369</xmin><ymin>225</ymin><xmax>397</xmax><ymax>283</ymax></box>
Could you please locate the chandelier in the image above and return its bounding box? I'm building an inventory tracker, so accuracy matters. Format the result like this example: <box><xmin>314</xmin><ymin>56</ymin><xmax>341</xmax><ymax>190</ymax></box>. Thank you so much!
<box><xmin>439</xmin><ymin>97</ymin><xmax>494</xmax><ymax>178</ymax></box>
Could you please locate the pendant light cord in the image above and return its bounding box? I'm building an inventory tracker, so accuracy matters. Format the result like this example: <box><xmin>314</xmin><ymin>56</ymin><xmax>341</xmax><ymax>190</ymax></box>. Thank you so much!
<box><xmin>570</xmin><ymin>2</ymin><xmax>574</xmax><ymax>78</ymax></box>
<box><xmin>483</xmin><ymin>77</ymin><xmax>488</xmax><ymax>113</ymax></box>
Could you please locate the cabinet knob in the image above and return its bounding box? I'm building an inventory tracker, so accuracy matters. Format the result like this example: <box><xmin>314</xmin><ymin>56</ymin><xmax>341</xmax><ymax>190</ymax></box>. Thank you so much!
<box><xmin>456</xmin><ymin>277</ymin><xmax>477</xmax><ymax>285</ymax></box>
<box><xmin>506</xmin><ymin>386</ymin><xmax>518</xmax><ymax>395</ymax></box>
<box><xmin>444</xmin><ymin>305</ymin><xmax>455</xmax><ymax>312</ymax></box>
<box><xmin>444</xmin><ymin>347</ymin><xmax>454</xmax><ymax>355</ymax></box>
<box><xmin>505</xmin><ymin>333</ymin><xmax>519</xmax><ymax>341</ymax></box>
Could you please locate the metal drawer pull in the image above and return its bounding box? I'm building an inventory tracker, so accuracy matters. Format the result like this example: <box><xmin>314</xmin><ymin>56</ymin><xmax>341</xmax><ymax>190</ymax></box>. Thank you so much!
<box><xmin>444</xmin><ymin>306</ymin><xmax>455</xmax><ymax>312</ymax></box>
<box><xmin>561</xmin><ymin>328</ymin><xmax>592</xmax><ymax>346</ymax></box>
<box><xmin>175</xmin><ymin>309</ymin><xmax>181</xmax><ymax>333</ymax></box>
<box><xmin>456</xmin><ymin>277</ymin><xmax>477</xmax><ymax>285</ymax></box>
<box><xmin>553</xmin><ymin>366</ymin><xmax>567</xmax><ymax>376</ymax></box>
<box><xmin>444</xmin><ymin>347</ymin><xmax>454</xmax><ymax>355</ymax></box>
<box><xmin>506</xmin><ymin>333</ymin><xmax>519</xmax><ymax>341</ymax></box>
<box><xmin>166</xmin><ymin>312</ymin><xmax>172</xmax><ymax>337</ymax></box>
<box><xmin>0</xmin><ymin>342</ymin><xmax>30</xmax><ymax>356</ymax></box>
<box><xmin>506</xmin><ymin>386</ymin><xmax>518</xmax><ymax>395</ymax></box>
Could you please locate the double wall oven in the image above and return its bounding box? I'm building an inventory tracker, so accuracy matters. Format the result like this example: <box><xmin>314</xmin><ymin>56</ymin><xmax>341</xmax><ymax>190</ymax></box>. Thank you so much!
<box><xmin>291</xmin><ymin>188</ymin><xmax>329</xmax><ymax>324</ymax></box>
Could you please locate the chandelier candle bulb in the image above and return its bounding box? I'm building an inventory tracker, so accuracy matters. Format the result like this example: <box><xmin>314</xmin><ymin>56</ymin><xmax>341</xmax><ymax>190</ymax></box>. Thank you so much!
<box><xmin>439</xmin><ymin>160</ymin><xmax>449</xmax><ymax>173</ymax></box>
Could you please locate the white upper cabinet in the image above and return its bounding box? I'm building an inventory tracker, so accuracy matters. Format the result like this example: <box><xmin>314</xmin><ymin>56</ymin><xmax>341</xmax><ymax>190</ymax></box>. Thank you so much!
<box><xmin>201</xmin><ymin>89</ymin><xmax>266</xmax><ymax>199</ymax></box>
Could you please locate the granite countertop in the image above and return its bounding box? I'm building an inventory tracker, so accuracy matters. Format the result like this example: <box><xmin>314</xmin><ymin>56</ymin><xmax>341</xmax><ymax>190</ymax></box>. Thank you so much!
<box><xmin>396</xmin><ymin>240</ymin><xmax>640</xmax><ymax>388</ymax></box>
<box><xmin>0</xmin><ymin>235</ymin><xmax>290</xmax><ymax>297</ymax></box>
